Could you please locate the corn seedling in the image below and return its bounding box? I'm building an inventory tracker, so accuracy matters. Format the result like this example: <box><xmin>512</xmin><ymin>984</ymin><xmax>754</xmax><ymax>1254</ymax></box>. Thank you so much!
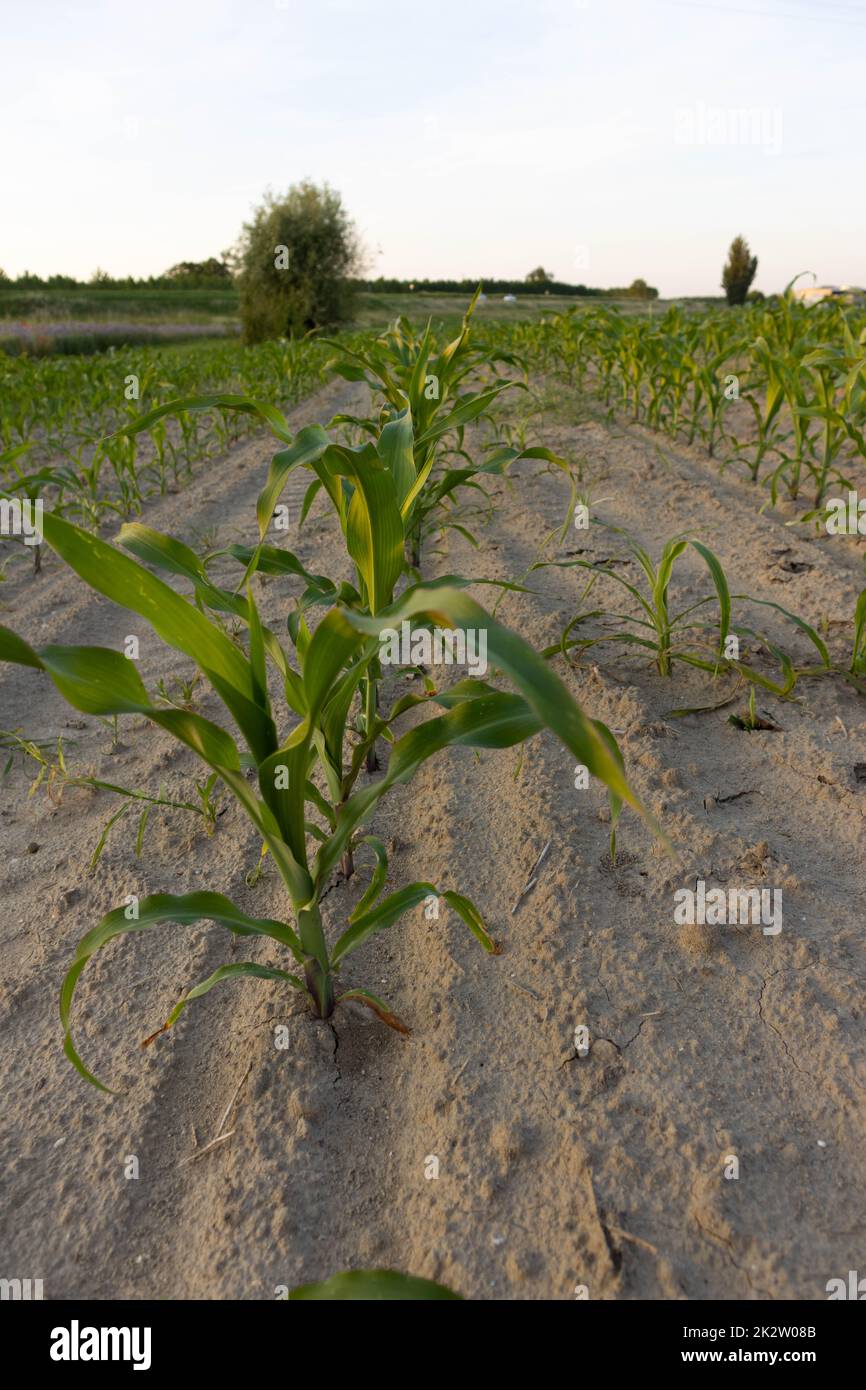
<box><xmin>535</xmin><ymin>526</ymin><xmax>839</xmax><ymax>707</ymax></box>
<box><xmin>742</xmin><ymin>588</ymin><xmax>866</xmax><ymax>697</ymax></box>
<box><xmin>0</xmin><ymin>501</ymin><xmax>647</xmax><ymax>1091</ymax></box>
<box><xmin>536</xmin><ymin>532</ymin><xmax>733</xmax><ymax>679</ymax></box>
<box><xmin>321</xmin><ymin>289</ymin><xmax>562</xmax><ymax>565</ymax></box>
<box><xmin>728</xmin><ymin>685</ymin><xmax>781</xmax><ymax>732</ymax></box>
<box><xmin>116</xmin><ymin>386</ymin><xmax>564</xmax><ymax>779</ymax></box>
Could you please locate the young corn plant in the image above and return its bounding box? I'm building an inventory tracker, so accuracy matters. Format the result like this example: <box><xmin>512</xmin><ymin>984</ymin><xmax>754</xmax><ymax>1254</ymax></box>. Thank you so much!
<box><xmin>728</xmin><ymin>684</ymin><xmax>781</xmax><ymax>732</ymax></box>
<box><xmin>536</xmin><ymin>532</ymin><xmax>834</xmax><ymax>707</ymax></box>
<box><xmin>536</xmin><ymin>532</ymin><xmax>733</xmax><ymax>678</ymax></box>
<box><xmin>741</xmin><ymin>589</ymin><xmax>866</xmax><ymax>698</ymax></box>
<box><xmin>1</xmin><ymin>445</ymin><xmax>75</xmax><ymax>574</ymax></box>
<box><xmin>322</xmin><ymin>289</ymin><xmax>546</xmax><ymax>565</ymax></box>
<box><xmin>792</xmin><ymin>348</ymin><xmax>866</xmax><ymax>506</ymax></box>
<box><xmin>0</xmin><ymin>508</ymin><xmax>646</xmax><ymax>1091</ymax></box>
<box><xmin>116</xmin><ymin>393</ymin><xmax>566</xmax><ymax>776</ymax></box>
<box><xmin>851</xmin><ymin>588</ymin><xmax>866</xmax><ymax>678</ymax></box>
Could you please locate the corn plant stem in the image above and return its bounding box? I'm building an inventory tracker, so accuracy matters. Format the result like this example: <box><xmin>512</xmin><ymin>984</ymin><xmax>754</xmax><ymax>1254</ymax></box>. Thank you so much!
<box><xmin>364</xmin><ymin>673</ymin><xmax>379</xmax><ymax>773</ymax></box>
<box><xmin>405</xmin><ymin>524</ymin><xmax>421</xmax><ymax>569</ymax></box>
<box><xmin>297</xmin><ymin>904</ymin><xmax>333</xmax><ymax>1019</ymax></box>
<box><xmin>815</xmin><ymin>414</ymin><xmax>833</xmax><ymax>506</ymax></box>
<box><xmin>337</xmin><ymin>801</ymin><xmax>354</xmax><ymax>881</ymax></box>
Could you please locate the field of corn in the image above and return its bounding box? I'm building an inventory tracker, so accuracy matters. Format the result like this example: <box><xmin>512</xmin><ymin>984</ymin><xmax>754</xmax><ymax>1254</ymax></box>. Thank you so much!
<box><xmin>1</xmin><ymin>290</ymin><xmax>865</xmax><ymax>1300</ymax></box>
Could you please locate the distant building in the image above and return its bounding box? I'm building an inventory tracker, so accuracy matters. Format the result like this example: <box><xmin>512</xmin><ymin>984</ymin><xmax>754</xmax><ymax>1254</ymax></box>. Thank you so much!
<box><xmin>792</xmin><ymin>283</ymin><xmax>865</xmax><ymax>305</ymax></box>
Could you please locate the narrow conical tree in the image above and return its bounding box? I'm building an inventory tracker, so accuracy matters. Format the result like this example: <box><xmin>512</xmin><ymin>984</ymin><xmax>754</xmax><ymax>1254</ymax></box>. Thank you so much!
<box><xmin>721</xmin><ymin>236</ymin><xmax>758</xmax><ymax>306</ymax></box>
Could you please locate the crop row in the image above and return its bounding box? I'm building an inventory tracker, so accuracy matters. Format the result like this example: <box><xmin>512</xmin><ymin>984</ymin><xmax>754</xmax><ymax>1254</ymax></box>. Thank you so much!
<box><xmin>0</xmin><ymin>336</ymin><xmax>329</xmax><ymax>532</ymax></box>
<box><xmin>492</xmin><ymin>289</ymin><xmax>866</xmax><ymax>509</ymax></box>
<box><xmin>0</xmin><ymin>294</ymin><xmax>638</xmax><ymax>1087</ymax></box>
<box><xmin>2</xmin><ymin>293</ymin><xmax>864</xmax><ymax>1093</ymax></box>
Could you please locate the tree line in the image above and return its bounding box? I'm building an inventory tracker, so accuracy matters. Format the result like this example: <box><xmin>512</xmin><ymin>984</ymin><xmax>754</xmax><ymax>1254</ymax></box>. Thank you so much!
<box><xmin>1</xmin><ymin>179</ymin><xmax>761</xmax><ymax>340</ymax></box>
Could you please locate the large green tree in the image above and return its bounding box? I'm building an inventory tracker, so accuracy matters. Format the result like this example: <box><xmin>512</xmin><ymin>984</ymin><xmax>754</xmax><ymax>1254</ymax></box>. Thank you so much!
<box><xmin>237</xmin><ymin>181</ymin><xmax>363</xmax><ymax>343</ymax></box>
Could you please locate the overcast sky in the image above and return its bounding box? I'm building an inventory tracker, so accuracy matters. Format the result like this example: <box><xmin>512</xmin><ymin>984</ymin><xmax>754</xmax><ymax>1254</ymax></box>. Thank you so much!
<box><xmin>2</xmin><ymin>0</ymin><xmax>864</xmax><ymax>295</ymax></box>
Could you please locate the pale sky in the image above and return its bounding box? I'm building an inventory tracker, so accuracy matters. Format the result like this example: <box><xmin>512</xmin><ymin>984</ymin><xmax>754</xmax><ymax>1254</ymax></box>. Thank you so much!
<box><xmin>2</xmin><ymin>0</ymin><xmax>864</xmax><ymax>295</ymax></box>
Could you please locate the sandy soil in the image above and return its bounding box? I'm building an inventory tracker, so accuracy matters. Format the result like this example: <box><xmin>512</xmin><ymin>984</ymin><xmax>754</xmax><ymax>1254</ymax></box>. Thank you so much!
<box><xmin>1</xmin><ymin>372</ymin><xmax>864</xmax><ymax>1301</ymax></box>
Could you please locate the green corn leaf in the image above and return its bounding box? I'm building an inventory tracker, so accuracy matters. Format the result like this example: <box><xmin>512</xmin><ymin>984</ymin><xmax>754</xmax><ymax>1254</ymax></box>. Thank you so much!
<box><xmin>37</xmin><ymin>511</ymin><xmax>277</xmax><ymax>762</ymax></box>
<box><xmin>258</xmin><ymin>608</ymin><xmax>376</xmax><ymax>870</ymax></box>
<box><xmin>114</xmin><ymin>393</ymin><xmax>295</xmax><ymax>445</ymax></box>
<box><xmin>344</xmin><ymin>584</ymin><xmax>645</xmax><ymax>815</ymax></box>
<box><xmin>228</xmin><ymin>542</ymin><xmax>335</xmax><ymax>588</ymax></box>
<box><xmin>305</xmin><ymin>779</ymin><xmax>336</xmax><ymax>829</ymax></box>
<box><xmin>331</xmin><ymin>880</ymin><xmax>497</xmax><ymax>968</ymax></box>
<box><xmin>440</xmin><ymin>888</ymin><xmax>500</xmax><ymax>954</ymax></box>
<box><xmin>732</xmin><ymin>594</ymin><xmax>830</xmax><ymax>667</ymax></box>
<box><xmin>406</xmin><ymin>320</ymin><xmax>434</xmax><ymax>401</ymax></box>
<box><xmin>162</xmin><ymin>961</ymin><xmax>304</xmax><ymax>1031</ymax></box>
<box><xmin>427</xmin><ymin>443</ymin><xmax>569</xmax><ymax>513</ymax></box>
<box><xmin>0</xmin><ymin>626</ymin><xmax>43</xmax><ymax>669</ymax></box>
<box><xmin>118</xmin><ymin>523</ymin><xmax>247</xmax><ymax>618</ymax></box>
<box><xmin>852</xmin><ymin>588</ymin><xmax>866</xmax><ymax>670</ymax></box>
<box><xmin>288</xmin><ymin>1270</ymin><xmax>462</xmax><ymax>1300</ymax></box>
<box><xmin>413</xmin><ymin>382</ymin><xmax>517</xmax><ymax>449</ymax></box>
<box><xmin>317</xmin><ymin>688</ymin><xmax>587</xmax><ymax>886</ymax></box>
<box><xmin>246</xmin><ymin>582</ymin><xmax>270</xmax><ymax>719</ymax></box>
<box><xmin>118</xmin><ymin>525</ymin><xmax>305</xmax><ymax>715</ymax></box>
<box><xmin>592</xmin><ymin>718</ymin><xmax>625</xmax><ymax>862</ymax></box>
<box><xmin>326</xmin><ymin>360</ymin><xmax>370</xmax><ymax>383</ymax></box>
<box><xmin>322</xmin><ymin>657</ymin><xmax>373</xmax><ymax>788</ymax></box>
<box><xmin>0</xmin><ymin>627</ymin><xmax>312</xmax><ymax>904</ymax></box>
<box><xmin>652</xmin><ymin>538</ymin><xmax>688</xmax><ymax>616</ymax></box>
<box><xmin>690</xmin><ymin>540</ymin><xmax>732</xmax><ymax>657</ymax></box>
<box><xmin>311</xmin><ymin>586</ymin><xmax>658</xmax><ymax>883</ymax></box>
<box><xmin>258</xmin><ymin>733</ymin><xmax>314</xmax><ymax>871</ymax></box>
<box><xmin>376</xmin><ymin>406</ymin><xmax>416</xmax><ymax>510</ymax></box>
<box><xmin>299</xmin><ymin>477</ymin><xmax>324</xmax><ymax>525</ymax></box>
<box><xmin>0</xmin><ymin>635</ymin><xmax>151</xmax><ymax>714</ymax></box>
<box><xmin>443</xmin><ymin>521</ymin><xmax>481</xmax><ymax>548</ymax></box>
<box><xmin>60</xmin><ymin>892</ymin><xmax>305</xmax><ymax>1091</ymax></box>
<box><xmin>320</xmin><ymin>442</ymin><xmax>405</xmax><ymax>613</ymax></box>
<box><xmin>350</xmin><ymin>835</ymin><xmax>390</xmax><ymax>919</ymax></box>
<box><xmin>257</xmin><ymin>425</ymin><xmax>330</xmax><ymax>538</ymax></box>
